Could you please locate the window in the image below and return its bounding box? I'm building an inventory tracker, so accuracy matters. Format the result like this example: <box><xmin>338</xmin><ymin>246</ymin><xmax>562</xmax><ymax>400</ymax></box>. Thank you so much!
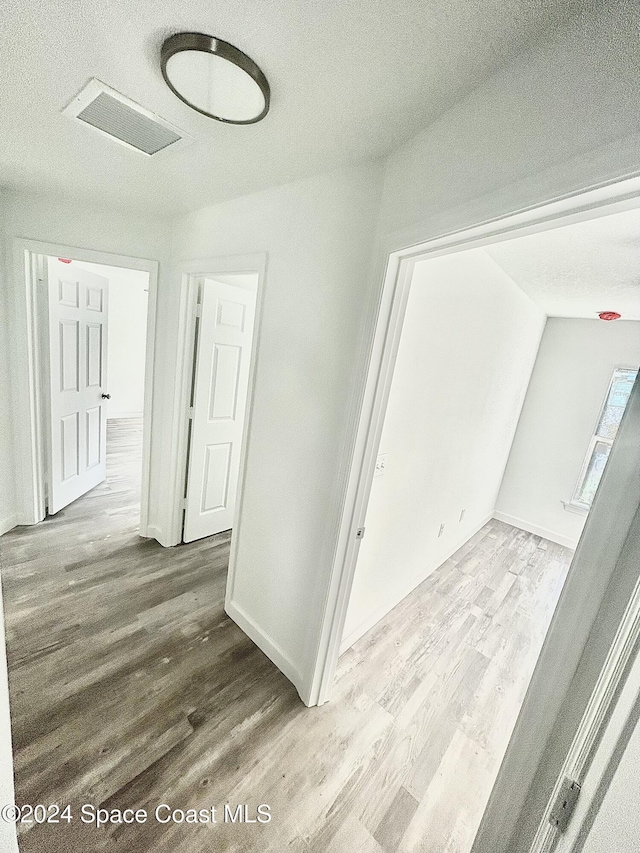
<box><xmin>569</xmin><ymin>367</ymin><xmax>638</xmax><ymax>511</ymax></box>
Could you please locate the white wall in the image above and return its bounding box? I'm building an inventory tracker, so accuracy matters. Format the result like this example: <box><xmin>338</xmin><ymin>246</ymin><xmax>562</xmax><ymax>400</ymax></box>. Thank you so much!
<box><xmin>0</xmin><ymin>192</ymin><xmax>17</xmax><ymax>537</ymax></box>
<box><xmin>342</xmin><ymin>249</ymin><xmax>545</xmax><ymax>647</ymax></box>
<box><xmin>377</xmin><ymin>0</ymin><xmax>640</xmax><ymax>244</ymax></box>
<box><xmin>496</xmin><ymin>319</ymin><xmax>640</xmax><ymax>549</ymax></box>
<box><xmin>105</xmin><ymin>270</ymin><xmax>148</xmax><ymax>418</ymax></box>
<box><xmin>0</xmin><ymin>195</ymin><xmax>15</xmax><ymax>853</ymax></box>
<box><xmin>169</xmin><ymin>160</ymin><xmax>384</xmax><ymax>701</ymax></box>
<box><xmin>0</xmin><ymin>200</ymin><xmax>18</xmax><ymax>850</ymax></box>
<box><xmin>75</xmin><ymin>261</ymin><xmax>149</xmax><ymax>418</ymax></box>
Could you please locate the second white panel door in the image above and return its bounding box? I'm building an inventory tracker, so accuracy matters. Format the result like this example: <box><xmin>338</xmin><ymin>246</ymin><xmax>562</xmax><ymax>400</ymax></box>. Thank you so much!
<box><xmin>47</xmin><ymin>257</ymin><xmax>109</xmax><ymax>514</ymax></box>
<box><xmin>183</xmin><ymin>277</ymin><xmax>256</xmax><ymax>543</ymax></box>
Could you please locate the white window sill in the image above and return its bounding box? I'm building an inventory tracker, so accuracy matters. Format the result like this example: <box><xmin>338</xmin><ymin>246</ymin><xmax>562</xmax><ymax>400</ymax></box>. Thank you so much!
<box><xmin>561</xmin><ymin>500</ymin><xmax>589</xmax><ymax>516</ymax></box>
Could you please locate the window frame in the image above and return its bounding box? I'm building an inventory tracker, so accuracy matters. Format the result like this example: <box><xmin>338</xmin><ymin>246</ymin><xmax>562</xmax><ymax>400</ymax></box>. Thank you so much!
<box><xmin>567</xmin><ymin>365</ymin><xmax>638</xmax><ymax>513</ymax></box>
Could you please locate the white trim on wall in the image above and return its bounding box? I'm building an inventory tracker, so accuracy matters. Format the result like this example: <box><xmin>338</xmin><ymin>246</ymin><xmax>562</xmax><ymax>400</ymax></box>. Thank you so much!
<box><xmin>0</xmin><ymin>515</ymin><xmax>18</xmax><ymax>538</ymax></box>
<box><xmin>226</xmin><ymin>600</ymin><xmax>303</xmax><ymax>689</ymax></box>
<box><xmin>492</xmin><ymin>511</ymin><xmax>579</xmax><ymax>550</ymax></box>
<box><xmin>11</xmin><ymin>238</ymin><xmax>158</xmax><ymax>538</ymax></box>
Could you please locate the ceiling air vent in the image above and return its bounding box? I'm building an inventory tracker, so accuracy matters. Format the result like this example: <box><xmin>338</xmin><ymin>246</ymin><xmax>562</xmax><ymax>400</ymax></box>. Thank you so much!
<box><xmin>63</xmin><ymin>79</ymin><xmax>187</xmax><ymax>156</ymax></box>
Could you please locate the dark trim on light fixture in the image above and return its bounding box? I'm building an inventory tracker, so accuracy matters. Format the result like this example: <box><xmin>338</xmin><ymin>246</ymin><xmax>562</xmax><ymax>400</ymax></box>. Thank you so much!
<box><xmin>161</xmin><ymin>32</ymin><xmax>270</xmax><ymax>124</ymax></box>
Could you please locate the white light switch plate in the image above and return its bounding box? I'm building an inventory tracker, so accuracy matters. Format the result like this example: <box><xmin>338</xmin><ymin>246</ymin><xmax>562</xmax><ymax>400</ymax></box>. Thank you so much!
<box><xmin>374</xmin><ymin>453</ymin><xmax>387</xmax><ymax>477</ymax></box>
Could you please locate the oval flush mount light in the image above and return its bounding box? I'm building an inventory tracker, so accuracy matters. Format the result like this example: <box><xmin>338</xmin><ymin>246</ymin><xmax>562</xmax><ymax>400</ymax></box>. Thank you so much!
<box><xmin>161</xmin><ymin>32</ymin><xmax>270</xmax><ymax>124</ymax></box>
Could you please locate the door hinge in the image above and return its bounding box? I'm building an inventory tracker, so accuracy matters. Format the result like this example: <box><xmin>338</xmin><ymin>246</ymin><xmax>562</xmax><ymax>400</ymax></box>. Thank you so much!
<box><xmin>356</xmin><ymin>527</ymin><xmax>365</xmax><ymax>540</ymax></box>
<box><xmin>549</xmin><ymin>777</ymin><xmax>581</xmax><ymax>833</ymax></box>
<box><xmin>195</xmin><ymin>303</ymin><xmax>202</xmax><ymax>318</ymax></box>
<box><xmin>188</xmin><ymin>407</ymin><xmax>195</xmax><ymax>419</ymax></box>
<box><xmin>182</xmin><ymin>497</ymin><xmax>188</xmax><ymax>510</ymax></box>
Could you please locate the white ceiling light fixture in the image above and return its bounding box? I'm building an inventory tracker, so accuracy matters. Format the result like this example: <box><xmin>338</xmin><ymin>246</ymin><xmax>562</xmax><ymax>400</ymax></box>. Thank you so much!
<box><xmin>161</xmin><ymin>32</ymin><xmax>270</xmax><ymax>124</ymax></box>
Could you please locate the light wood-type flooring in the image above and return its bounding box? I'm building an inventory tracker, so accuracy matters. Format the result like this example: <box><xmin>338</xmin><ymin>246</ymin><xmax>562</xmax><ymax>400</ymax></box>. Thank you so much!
<box><xmin>0</xmin><ymin>419</ymin><xmax>573</xmax><ymax>853</ymax></box>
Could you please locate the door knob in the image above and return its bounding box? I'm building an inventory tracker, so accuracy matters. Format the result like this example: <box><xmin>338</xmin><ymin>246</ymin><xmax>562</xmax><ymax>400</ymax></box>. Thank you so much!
<box><xmin>101</xmin><ymin>393</ymin><xmax>111</xmax><ymax>399</ymax></box>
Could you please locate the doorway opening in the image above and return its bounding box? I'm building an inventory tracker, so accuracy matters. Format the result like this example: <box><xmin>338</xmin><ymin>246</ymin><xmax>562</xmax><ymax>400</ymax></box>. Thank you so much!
<box><xmin>315</xmin><ymin>194</ymin><xmax>640</xmax><ymax>852</ymax></box>
<box><xmin>37</xmin><ymin>255</ymin><xmax>151</xmax><ymax>530</ymax></box>
<box><xmin>181</xmin><ymin>272</ymin><xmax>259</xmax><ymax>545</ymax></box>
<box><xmin>11</xmin><ymin>241</ymin><xmax>159</xmax><ymax>537</ymax></box>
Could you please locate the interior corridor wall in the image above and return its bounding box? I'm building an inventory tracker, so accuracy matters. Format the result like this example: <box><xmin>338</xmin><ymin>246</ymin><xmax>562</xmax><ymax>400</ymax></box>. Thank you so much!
<box><xmin>168</xmin><ymin>160</ymin><xmax>384</xmax><ymax>702</ymax></box>
<box><xmin>342</xmin><ymin>249</ymin><xmax>545</xmax><ymax>648</ymax></box>
<box><xmin>0</xmin><ymin>192</ymin><xmax>16</xmax><ymax>536</ymax></box>
<box><xmin>495</xmin><ymin>319</ymin><xmax>640</xmax><ymax>549</ymax></box>
<box><xmin>0</xmin><ymin>195</ymin><xmax>18</xmax><ymax>850</ymax></box>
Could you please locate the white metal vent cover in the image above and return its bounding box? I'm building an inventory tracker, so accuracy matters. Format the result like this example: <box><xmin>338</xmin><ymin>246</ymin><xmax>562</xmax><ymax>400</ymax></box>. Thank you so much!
<box><xmin>63</xmin><ymin>79</ymin><xmax>188</xmax><ymax>156</ymax></box>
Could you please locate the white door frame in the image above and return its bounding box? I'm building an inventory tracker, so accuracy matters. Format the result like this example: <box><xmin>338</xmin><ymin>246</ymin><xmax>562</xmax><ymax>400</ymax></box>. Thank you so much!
<box><xmin>312</xmin><ymin>173</ymin><xmax>640</xmax><ymax>708</ymax></box>
<box><xmin>164</xmin><ymin>253</ymin><xmax>267</xmax><ymax>561</ymax></box>
<box><xmin>14</xmin><ymin>238</ymin><xmax>159</xmax><ymax>536</ymax></box>
<box><xmin>551</xmin><ymin>544</ymin><xmax>640</xmax><ymax>853</ymax></box>
<box><xmin>529</xmin><ymin>439</ymin><xmax>640</xmax><ymax>853</ymax></box>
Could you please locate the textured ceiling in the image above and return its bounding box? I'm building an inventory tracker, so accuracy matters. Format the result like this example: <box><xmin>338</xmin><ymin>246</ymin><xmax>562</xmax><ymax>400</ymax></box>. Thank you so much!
<box><xmin>485</xmin><ymin>207</ymin><xmax>640</xmax><ymax>320</ymax></box>
<box><xmin>0</xmin><ymin>0</ymin><xmax>585</xmax><ymax>216</ymax></box>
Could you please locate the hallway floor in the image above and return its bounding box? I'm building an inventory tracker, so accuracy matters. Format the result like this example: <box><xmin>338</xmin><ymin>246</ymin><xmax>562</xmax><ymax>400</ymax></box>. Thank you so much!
<box><xmin>0</xmin><ymin>421</ymin><xmax>573</xmax><ymax>853</ymax></box>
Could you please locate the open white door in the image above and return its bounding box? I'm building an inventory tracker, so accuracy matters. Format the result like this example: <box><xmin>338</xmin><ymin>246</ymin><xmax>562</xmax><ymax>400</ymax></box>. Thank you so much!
<box><xmin>47</xmin><ymin>257</ymin><xmax>109</xmax><ymax>514</ymax></box>
<box><xmin>183</xmin><ymin>277</ymin><xmax>256</xmax><ymax>543</ymax></box>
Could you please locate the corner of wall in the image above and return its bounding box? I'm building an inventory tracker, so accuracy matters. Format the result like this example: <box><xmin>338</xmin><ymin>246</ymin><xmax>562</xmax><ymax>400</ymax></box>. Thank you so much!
<box><xmin>225</xmin><ymin>598</ymin><xmax>308</xmax><ymax>704</ymax></box>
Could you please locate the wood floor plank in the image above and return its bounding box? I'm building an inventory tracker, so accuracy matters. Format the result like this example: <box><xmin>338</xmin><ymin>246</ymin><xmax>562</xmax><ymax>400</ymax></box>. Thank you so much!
<box><xmin>374</xmin><ymin>786</ymin><xmax>420</xmax><ymax>852</ymax></box>
<box><xmin>0</xmin><ymin>419</ymin><xmax>574</xmax><ymax>853</ymax></box>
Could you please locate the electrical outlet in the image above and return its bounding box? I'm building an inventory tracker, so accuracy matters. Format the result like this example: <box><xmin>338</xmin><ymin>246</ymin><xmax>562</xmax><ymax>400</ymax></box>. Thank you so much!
<box><xmin>374</xmin><ymin>454</ymin><xmax>387</xmax><ymax>477</ymax></box>
<box><xmin>459</xmin><ymin>509</ymin><xmax>465</xmax><ymax>522</ymax></box>
<box><xmin>438</xmin><ymin>523</ymin><xmax>445</xmax><ymax>537</ymax></box>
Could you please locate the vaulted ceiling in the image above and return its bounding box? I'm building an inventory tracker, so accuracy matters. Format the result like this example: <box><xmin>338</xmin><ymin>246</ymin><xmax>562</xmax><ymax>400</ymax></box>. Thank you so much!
<box><xmin>0</xmin><ymin>0</ymin><xmax>586</xmax><ymax>216</ymax></box>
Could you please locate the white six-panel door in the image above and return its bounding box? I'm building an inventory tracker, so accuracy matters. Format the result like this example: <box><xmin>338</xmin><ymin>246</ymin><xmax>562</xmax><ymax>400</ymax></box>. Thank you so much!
<box><xmin>183</xmin><ymin>278</ymin><xmax>256</xmax><ymax>543</ymax></box>
<box><xmin>47</xmin><ymin>258</ymin><xmax>109</xmax><ymax>514</ymax></box>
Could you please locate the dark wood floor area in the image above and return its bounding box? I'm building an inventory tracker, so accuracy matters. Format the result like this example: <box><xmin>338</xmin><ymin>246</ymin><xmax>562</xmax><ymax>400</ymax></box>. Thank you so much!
<box><xmin>0</xmin><ymin>420</ymin><xmax>573</xmax><ymax>853</ymax></box>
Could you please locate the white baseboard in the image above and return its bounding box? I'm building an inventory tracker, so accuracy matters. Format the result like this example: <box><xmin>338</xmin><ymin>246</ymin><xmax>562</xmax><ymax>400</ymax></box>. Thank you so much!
<box><xmin>0</xmin><ymin>515</ymin><xmax>18</xmax><ymax>537</ymax></box>
<box><xmin>225</xmin><ymin>598</ymin><xmax>306</xmax><ymax>703</ymax></box>
<box><xmin>492</xmin><ymin>511</ymin><xmax>579</xmax><ymax>550</ymax></box>
<box><xmin>142</xmin><ymin>524</ymin><xmax>179</xmax><ymax>548</ymax></box>
<box><xmin>107</xmin><ymin>412</ymin><xmax>143</xmax><ymax>420</ymax></box>
<box><xmin>340</xmin><ymin>512</ymin><xmax>494</xmax><ymax>655</ymax></box>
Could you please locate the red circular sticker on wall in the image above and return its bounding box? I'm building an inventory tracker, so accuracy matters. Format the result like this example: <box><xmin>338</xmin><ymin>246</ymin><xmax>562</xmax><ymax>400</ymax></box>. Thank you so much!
<box><xmin>58</xmin><ymin>258</ymin><xmax>72</xmax><ymax>264</ymax></box>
